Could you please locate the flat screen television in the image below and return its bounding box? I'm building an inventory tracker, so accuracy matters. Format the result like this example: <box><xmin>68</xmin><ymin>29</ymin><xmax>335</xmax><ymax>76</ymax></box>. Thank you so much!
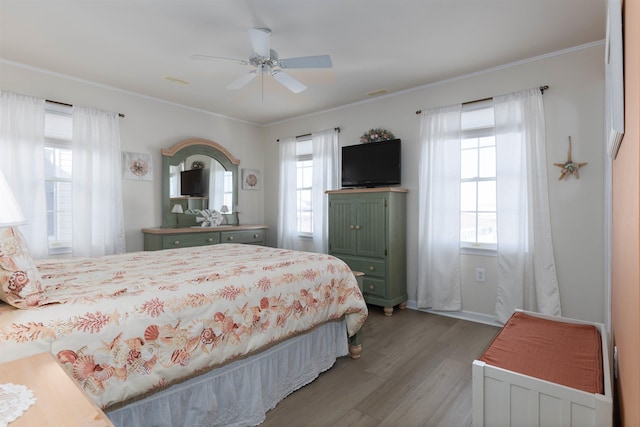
<box><xmin>180</xmin><ymin>169</ymin><xmax>205</xmax><ymax>197</ymax></box>
<box><xmin>341</xmin><ymin>139</ymin><xmax>401</xmax><ymax>188</ymax></box>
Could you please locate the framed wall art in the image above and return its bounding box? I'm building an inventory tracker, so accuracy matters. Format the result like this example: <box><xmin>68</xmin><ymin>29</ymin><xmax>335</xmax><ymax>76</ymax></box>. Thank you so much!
<box><xmin>605</xmin><ymin>0</ymin><xmax>624</xmax><ymax>158</ymax></box>
<box><xmin>123</xmin><ymin>152</ymin><xmax>153</xmax><ymax>181</ymax></box>
<box><xmin>242</xmin><ymin>168</ymin><xmax>260</xmax><ymax>190</ymax></box>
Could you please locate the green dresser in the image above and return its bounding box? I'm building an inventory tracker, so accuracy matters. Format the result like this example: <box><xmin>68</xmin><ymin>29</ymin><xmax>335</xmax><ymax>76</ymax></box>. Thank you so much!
<box><xmin>327</xmin><ymin>188</ymin><xmax>407</xmax><ymax>315</ymax></box>
<box><xmin>142</xmin><ymin>225</ymin><xmax>268</xmax><ymax>251</ymax></box>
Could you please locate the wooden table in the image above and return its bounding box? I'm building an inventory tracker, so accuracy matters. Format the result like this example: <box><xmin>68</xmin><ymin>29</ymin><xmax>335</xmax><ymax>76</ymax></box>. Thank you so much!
<box><xmin>0</xmin><ymin>352</ymin><xmax>114</xmax><ymax>426</ymax></box>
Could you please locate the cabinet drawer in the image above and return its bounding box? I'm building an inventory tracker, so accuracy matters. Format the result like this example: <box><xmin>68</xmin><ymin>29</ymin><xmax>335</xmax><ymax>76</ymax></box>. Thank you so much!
<box><xmin>362</xmin><ymin>277</ymin><xmax>386</xmax><ymax>298</ymax></box>
<box><xmin>162</xmin><ymin>232</ymin><xmax>219</xmax><ymax>249</ymax></box>
<box><xmin>220</xmin><ymin>229</ymin><xmax>265</xmax><ymax>245</ymax></box>
<box><xmin>337</xmin><ymin>256</ymin><xmax>386</xmax><ymax>278</ymax></box>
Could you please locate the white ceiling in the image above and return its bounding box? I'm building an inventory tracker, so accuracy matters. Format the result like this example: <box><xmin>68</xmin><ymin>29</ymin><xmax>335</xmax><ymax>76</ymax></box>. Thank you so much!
<box><xmin>0</xmin><ymin>0</ymin><xmax>606</xmax><ymax>125</ymax></box>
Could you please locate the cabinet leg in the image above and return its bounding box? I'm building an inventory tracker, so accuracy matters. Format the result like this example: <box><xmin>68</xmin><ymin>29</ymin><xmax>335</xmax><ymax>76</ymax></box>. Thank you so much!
<box><xmin>399</xmin><ymin>301</ymin><xmax>407</xmax><ymax>310</ymax></box>
<box><xmin>383</xmin><ymin>307</ymin><xmax>394</xmax><ymax>316</ymax></box>
<box><xmin>349</xmin><ymin>331</ymin><xmax>362</xmax><ymax>359</ymax></box>
<box><xmin>349</xmin><ymin>344</ymin><xmax>362</xmax><ymax>359</ymax></box>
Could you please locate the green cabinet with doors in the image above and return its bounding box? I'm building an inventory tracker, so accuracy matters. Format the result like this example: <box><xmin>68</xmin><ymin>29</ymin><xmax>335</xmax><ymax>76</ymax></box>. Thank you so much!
<box><xmin>327</xmin><ymin>188</ymin><xmax>407</xmax><ymax>315</ymax></box>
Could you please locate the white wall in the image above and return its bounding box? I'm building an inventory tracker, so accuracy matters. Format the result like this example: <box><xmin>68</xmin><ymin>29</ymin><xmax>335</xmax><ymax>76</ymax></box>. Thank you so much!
<box><xmin>263</xmin><ymin>44</ymin><xmax>606</xmax><ymax>323</ymax></box>
<box><xmin>1</xmin><ymin>42</ymin><xmax>606</xmax><ymax>323</ymax></box>
<box><xmin>0</xmin><ymin>62</ymin><xmax>265</xmax><ymax>252</ymax></box>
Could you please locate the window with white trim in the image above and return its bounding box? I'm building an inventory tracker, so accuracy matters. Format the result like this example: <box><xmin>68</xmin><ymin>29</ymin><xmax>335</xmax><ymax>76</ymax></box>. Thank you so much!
<box><xmin>222</xmin><ymin>170</ymin><xmax>233</xmax><ymax>209</ymax></box>
<box><xmin>296</xmin><ymin>139</ymin><xmax>313</xmax><ymax>235</ymax></box>
<box><xmin>460</xmin><ymin>101</ymin><xmax>496</xmax><ymax>250</ymax></box>
<box><xmin>44</xmin><ymin>103</ymin><xmax>73</xmax><ymax>255</ymax></box>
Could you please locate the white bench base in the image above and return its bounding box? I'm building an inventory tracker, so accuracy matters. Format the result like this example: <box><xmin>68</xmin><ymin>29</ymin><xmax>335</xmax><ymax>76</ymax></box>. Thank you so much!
<box><xmin>472</xmin><ymin>310</ymin><xmax>613</xmax><ymax>427</ymax></box>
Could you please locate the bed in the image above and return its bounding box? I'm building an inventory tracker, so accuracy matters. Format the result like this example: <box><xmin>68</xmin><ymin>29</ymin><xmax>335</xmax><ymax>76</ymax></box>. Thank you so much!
<box><xmin>472</xmin><ymin>310</ymin><xmax>612</xmax><ymax>427</ymax></box>
<box><xmin>0</xmin><ymin>226</ymin><xmax>368</xmax><ymax>426</ymax></box>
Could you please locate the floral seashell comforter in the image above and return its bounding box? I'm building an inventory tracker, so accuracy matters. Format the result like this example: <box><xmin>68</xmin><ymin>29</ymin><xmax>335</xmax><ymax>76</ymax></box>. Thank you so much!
<box><xmin>0</xmin><ymin>244</ymin><xmax>368</xmax><ymax>409</ymax></box>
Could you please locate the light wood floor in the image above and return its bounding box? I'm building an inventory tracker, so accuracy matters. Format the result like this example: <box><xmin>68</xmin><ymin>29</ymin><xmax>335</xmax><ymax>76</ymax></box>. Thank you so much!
<box><xmin>261</xmin><ymin>306</ymin><xmax>500</xmax><ymax>427</ymax></box>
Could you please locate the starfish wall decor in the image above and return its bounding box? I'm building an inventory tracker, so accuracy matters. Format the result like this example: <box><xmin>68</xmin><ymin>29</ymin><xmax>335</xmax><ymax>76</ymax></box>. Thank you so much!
<box><xmin>554</xmin><ymin>136</ymin><xmax>587</xmax><ymax>180</ymax></box>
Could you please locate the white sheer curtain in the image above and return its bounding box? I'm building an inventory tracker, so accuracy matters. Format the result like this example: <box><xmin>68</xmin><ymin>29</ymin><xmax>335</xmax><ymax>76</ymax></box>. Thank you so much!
<box><xmin>310</xmin><ymin>129</ymin><xmax>339</xmax><ymax>253</ymax></box>
<box><xmin>494</xmin><ymin>88</ymin><xmax>561</xmax><ymax>323</ymax></box>
<box><xmin>277</xmin><ymin>136</ymin><xmax>298</xmax><ymax>250</ymax></box>
<box><xmin>72</xmin><ymin>106</ymin><xmax>126</xmax><ymax>257</ymax></box>
<box><xmin>0</xmin><ymin>91</ymin><xmax>49</xmax><ymax>258</ymax></box>
<box><xmin>417</xmin><ymin>104</ymin><xmax>463</xmax><ymax>310</ymax></box>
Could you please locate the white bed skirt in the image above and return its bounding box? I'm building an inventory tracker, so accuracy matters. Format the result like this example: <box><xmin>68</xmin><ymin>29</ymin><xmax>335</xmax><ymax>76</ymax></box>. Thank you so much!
<box><xmin>107</xmin><ymin>319</ymin><xmax>348</xmax><ymax>427</ymax></box>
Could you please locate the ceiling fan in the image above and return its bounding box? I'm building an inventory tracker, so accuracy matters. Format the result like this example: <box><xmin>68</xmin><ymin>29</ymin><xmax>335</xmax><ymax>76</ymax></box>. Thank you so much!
<box><xmin>192</xmin><ymin>28</ymin><xmax>332</xmax><ymax>94</ymax></box>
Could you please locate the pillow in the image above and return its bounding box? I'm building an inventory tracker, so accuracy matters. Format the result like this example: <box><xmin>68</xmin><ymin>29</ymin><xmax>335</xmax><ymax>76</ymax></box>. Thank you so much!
<box><xmin>0</xmin><ymin>227</ymin><xmax>47</xmax><ymax>308</ymax></box>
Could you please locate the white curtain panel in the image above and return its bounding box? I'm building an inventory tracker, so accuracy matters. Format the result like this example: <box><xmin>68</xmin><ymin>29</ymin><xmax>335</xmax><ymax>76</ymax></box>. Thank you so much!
<box><xmin>310</xmin><ymin>129</ymin><xmax>339</xmax><ymax>253</ymax></box>
<box><xmin>277</xmin><ymin>136</ymin><xmax>299</xmax><ymax>250</ymax></box>
<box><xmin>72</xmin><ymin>106</ymin><xmax>125</xmax><ymax>257</ymax></box>
<box><xmin>0</xmin><ymin>91</ymin><xmax>49</xmax><ymax>258</ymax></box>
<box><xmin>494</xmin><ymin>88</ymin><xmax>561</xmax><ymax>323</ymax></box>
<box><xmin>417</xmin><ymin>104</ymin><xmax>463</xmax><ymax>310</ymax></box>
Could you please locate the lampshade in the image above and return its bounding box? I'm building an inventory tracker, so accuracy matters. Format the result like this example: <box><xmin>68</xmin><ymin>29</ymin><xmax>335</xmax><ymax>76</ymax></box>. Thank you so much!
<box><xmin>171</xmin><ymin>204</ymin><xmax>184</xmax><ymax>214</ymax></box>
<box><xmin>220</xmin><ymin>205</ymin><xmax>229</xmax><ymax>214</ymax></box>
<box><xmin>0</xmin><ymin>168</ymin><xmax>26</xmax><ymax>226</ymax></box>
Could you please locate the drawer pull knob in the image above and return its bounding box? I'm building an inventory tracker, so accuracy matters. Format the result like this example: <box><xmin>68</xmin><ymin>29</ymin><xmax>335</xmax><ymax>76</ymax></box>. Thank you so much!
<box><xmin>207</xmin><ymin>238</ymin><xmax>213</xmax><ymax>242</ymax></box>
<box><xmin>173</xmin><ymin>240</ymin><xmax>180</xmax><ymax>245</ymax></box>
<box><xmin>369</xmin><ymin>266</ymin><xmax>375</xmax><ymax>271</ymax></box>
<box><xmin>254</xmin><ymin>234</ymin><xmax>259</xmax><ymax>238</ymax></box>
<box><xmin>355</xmin><ymin>225</ymin><xmax>361</xmax><ymax>230</ymax></box>
<box><xmin>349</xmin><ymin>224</ymin><xmax>355</xmax><ymax>230</ymax></box>
<box><xmin>369</xmin><ymin>285</ymin><xmax>375</xmax><ymax>290</ymax></box>
<box><xmin>228</xmin><ymin>236</ymin><xmax>234</xmax><ymax>241</ymax></box>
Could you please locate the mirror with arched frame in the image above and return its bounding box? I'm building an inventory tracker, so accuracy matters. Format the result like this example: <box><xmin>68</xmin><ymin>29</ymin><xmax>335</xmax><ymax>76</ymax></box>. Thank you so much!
<box><xmin>162</xmin><ymin>138</ymin><xmax>239</xmax><ymax>228</ymax></box>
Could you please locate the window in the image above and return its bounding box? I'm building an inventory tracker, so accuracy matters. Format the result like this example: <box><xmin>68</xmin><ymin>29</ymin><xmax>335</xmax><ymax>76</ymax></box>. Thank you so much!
<box><xmin>296</xmin><ymin>139</ymin><xmax>313</xmax><ymax>235</ymax></box>
<box><xmin>44</xmin><ymin>103</ymin><xmax>73</xmax><ymax>255</ymax></box>
<box><xmin>222</xmin><ymin>170</ymin><xmax>233</xmax><ymax>209</ymax></box>
<box><xmin>460</xmin><ymin>101</ymin><xmax>496</xmax><ymax>250</ymax></box>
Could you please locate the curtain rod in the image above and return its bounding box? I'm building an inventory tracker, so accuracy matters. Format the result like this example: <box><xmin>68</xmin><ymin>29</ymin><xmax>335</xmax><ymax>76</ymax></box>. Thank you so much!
<box><xmin>46</xmin><ymin>99</ymin><xmax>125</xmax><ymax>118</ymax></box>
<box><xmin>277</xmin><ymin>127</ymin><xmax>340</xmax><ymax>142</ymax></box>
<box><xmin>415</xmin><ymin>85</ymin><xmax>549</xmax><ymax>115</ymax></box>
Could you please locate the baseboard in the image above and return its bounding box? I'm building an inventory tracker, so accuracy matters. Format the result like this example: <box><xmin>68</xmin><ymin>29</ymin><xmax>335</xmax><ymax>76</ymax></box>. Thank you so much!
<box><xmin>404</xmin><ymin>300</ymin><xmax>502</xmax><ymax>327</ymax></box>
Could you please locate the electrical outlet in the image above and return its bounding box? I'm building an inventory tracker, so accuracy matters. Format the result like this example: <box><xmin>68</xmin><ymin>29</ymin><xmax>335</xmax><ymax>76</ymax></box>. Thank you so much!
<box><xmin>475</xmin><ymin>268</ymin><xmax>486</xmax><ymax>282</ymax></box>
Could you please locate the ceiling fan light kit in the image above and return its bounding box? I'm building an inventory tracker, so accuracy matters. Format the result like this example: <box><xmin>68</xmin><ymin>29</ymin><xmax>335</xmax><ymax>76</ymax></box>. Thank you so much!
<box><xmin>194</xmin><ymin>27</ymin><xmax>332</xmax><ymax>94</ymax></box>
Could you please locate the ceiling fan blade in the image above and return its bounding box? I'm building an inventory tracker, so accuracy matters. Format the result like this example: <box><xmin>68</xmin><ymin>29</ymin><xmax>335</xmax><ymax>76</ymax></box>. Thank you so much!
<box><xmin>248</xmin><ymin>28</ymin><xmax>271</xmax><ymax>58</ymax></box>
<box><xmin>191</xmin><ymin>53</ymin><xmax>248</xmax><ymax>65</ymax></box>
<box><xmin>279</xmin><ymin>55</ymin><xmax>332</xmax><ymax>69</ymax></box>
<box><xmin>271</xmin><ymin>70</ymin><xmax>307</xmax><ymax>94</ymax></box>
<box><xmin>227</xmin><ymin>71</ymin><xmax>257</xmax><ymax>90</ymax></box>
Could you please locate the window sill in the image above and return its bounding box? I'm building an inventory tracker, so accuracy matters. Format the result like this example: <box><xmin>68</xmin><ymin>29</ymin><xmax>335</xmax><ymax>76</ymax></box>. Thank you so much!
<box><xmin>48</xmin><ymin>244</ymin><xmax>72</xmax><ymax>256</ymax></box>
<box><xmin>460</xmin><ymin>245</ymin><xmax>497</xmax><ymax>257</ymax></box>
